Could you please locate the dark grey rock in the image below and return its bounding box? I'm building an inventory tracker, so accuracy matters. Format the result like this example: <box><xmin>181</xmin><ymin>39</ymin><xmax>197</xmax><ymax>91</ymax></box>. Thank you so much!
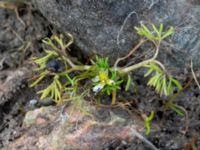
<box><xmin>32</xmin><ymin>0</ymin><xmax>200</xmax><ymax>69</ymax></box>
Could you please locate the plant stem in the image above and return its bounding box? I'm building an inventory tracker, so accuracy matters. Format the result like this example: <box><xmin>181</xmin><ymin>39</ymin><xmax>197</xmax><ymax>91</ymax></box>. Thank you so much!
<box><xmin>114</xmin><ymin>39</ymin><xmax>146</xmax><ymax>68</ymax></box>
<box><xmin>152</xmin><ymin>60</ymin><xmax>166</xmax><ymax>71</ymax></box>
<box><xmin>111</xmin><ymin>90</ymin><xmax>117</xmax><ymax>105</ymax></box>
<box><xmin>65</xmin><ymin>57</ymin><xmax>76</xmax><ymax>68</ymax></box>
<box><xmin>64</xmin><ymin>65</ymin><xmax>91</xmax><ymax>74</ymax></box>
<box><xmin>64</xmin><ymin>33</ymin><xmax>74</xmax><ymax>49</ymax></box>
<box><xmin>73</xmin><ymin>65</ymin><xmax>91</xmax><ymax>70</ymax></box>
<box><xmin>118</xmin><ymin>42</ymin><xmax>160</xmax><ymax>74</ymax></box>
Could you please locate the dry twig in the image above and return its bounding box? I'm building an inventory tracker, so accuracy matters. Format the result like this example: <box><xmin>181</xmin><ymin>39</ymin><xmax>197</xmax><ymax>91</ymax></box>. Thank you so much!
<box><xmin>191</xmin><ymin>59</ymin><xmax>200</xmax><ymax>90</ymax></box>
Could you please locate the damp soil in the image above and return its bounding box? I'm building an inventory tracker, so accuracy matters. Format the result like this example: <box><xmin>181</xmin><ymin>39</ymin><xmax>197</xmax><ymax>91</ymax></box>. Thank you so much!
<box><xmin>0</xmin><ymin>3</ymin><xmax>200</xmax><ymax>150</ymax></box>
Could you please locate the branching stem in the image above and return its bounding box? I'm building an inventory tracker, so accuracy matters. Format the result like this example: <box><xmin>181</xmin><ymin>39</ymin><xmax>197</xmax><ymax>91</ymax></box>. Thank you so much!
<box><xmin>114</xmin><ymin>39</ymin><xmax>146</xmax><ymax>68</ymax></box>
<box><xmin>118</xmin><ymin>41</ymin><xmax>160</xmax><ymax>74</ymax></box>
<box><xmin>65</xmin><ymin>40</ymin><xmax>163</xmax><ymax>77</ymax></box>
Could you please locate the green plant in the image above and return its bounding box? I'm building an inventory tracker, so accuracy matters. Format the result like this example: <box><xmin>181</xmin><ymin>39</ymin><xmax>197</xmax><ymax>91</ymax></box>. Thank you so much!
<box><xmin>91</xmin><ymin>58</ymin><xmax>123</xmax><ymax>104</ymax></box>
<box><xmin>144</xmin><ymin>63</ymin><xmax>182</xmax><ymax>96</ymax></box>
<box><xmin>143</xmin><ymin>111</ymin><xmax>155</xmax><ymax>135</ymax></box>
<box><xmin>31</xmin><ymin>50</ymin><xmax>59</xmax><ymax>71</ymax></box>
<box><xmin>117</xmin><ymin>24</ymin><xmax>181</xmax><ymax>97</ymax></box>
<box><xmin>30</xmin><ymin>24</ymin><xmax>182</xmax><ymax>107</ymax></box>
<box><xmin>30</xmin><ymin>33</ymin><xmax>82</xmax><ymax>105</ymax></box>
<box><xmin>135</xmin><ymin>23</ymin><xmax>174</xmax><ymax>43</ymax></box>
<box><xmin>37</xmin><ymin>75</ymin><xmax>63</xmax><ymax>103</ymax></box>
<box><xmin>166</xmin><ymin>102</ymin><xmax>185</xmax><ymax>116</ymax></box>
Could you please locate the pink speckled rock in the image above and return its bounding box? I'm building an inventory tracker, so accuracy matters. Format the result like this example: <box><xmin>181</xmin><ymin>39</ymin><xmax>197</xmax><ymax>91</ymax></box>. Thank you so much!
<box><xmin>4</xmin><ymin>102</ymin><xmax>144</xmax><ymax>150</ymax></box>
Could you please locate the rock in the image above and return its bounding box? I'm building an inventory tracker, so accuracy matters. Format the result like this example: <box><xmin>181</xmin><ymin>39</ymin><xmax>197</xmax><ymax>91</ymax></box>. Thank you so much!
<box><xmin>0</xmin><ymin>4</ymin><xmax>57</xmax><ymax>147</ymax></box>
<box><xmin>0</xmin><ymin>67</ymin><xmax>29</xmax><ymax>105</ymax></box>
<box><xmin>4</xmin><ymin>102</ymin><xmax>145</xmax><ymax>150</ymax></box>
<box><xmin>31</xmin><ymin>0</ymin><xmax>145</xmax><ymax>62</ymax></box>
<box><xmin>31</xmin><ymin>0</ymin><xmax>200</xmax><ymax>69</ymax></box>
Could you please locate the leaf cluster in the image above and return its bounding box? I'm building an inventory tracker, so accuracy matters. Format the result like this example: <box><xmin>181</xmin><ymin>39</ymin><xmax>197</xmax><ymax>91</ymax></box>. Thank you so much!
<box><xmin>145</xmin><ymin>63</ymin><xmax>182</xmax><ymax>96</ymax></box>
<box><xmin>32</xmin><ymin>50</ymin><xmax>59</xmax><ymax>71</ymax></box>
<box><xmin>135</xmin><ymin>24</ymin><xmax>174</xmax><ymax>42</ymax></box>
<box><xmin>30</xmin><ymin>34</ymin><xmax>79</xmax><ymax>104</ymax></box>
<box><xmin>42</xmin><ymin>33</ymin><xmax>73</xmax><ymax>52</ymax></box>
<box><xmin>37</xmin><ymin>75</ymin><xmax>63</xmax><ymax>104</ymax></box>
<box><xmin>91</xmin><ymin>56</ymin><xmax>109</xmax><ymax>70</ymax></box>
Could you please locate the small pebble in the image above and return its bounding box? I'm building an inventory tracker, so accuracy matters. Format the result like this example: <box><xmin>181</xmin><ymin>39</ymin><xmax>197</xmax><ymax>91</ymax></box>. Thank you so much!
<box><xmin>29</xmin><ymin>99</ymin><xmax>38</xmax><ymax>106</ymax></box>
